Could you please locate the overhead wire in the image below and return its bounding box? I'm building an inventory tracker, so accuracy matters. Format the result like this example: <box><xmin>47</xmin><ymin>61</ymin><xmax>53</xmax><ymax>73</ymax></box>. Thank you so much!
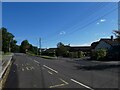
<box><xmin>44</xmin><ymin>5</ymin><xmax>118</xmax><ymax>44</ymax></box>
<box><xmin>42</xmin><ymin>2</ymin><xmax>108</xmax><ymax>42</ymax></box>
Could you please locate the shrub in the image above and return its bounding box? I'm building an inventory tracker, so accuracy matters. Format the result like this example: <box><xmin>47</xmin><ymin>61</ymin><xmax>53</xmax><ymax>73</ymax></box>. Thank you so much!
<box><xmin>95</xmin><ymin>49</ymin><xmax>107</xmax><ymax>60</ymax></box>
<box><xmin>91</xmin><ymin>49</ymin><xmax>107</xmax><ymax>60</ymax></box>
<box><xmin>69</xmin><ymin>52</ymin><xmax>78</xmax><ymax>58</ymax></box>
<box><xmin>78</xmin><ymin>51</ymin><xmax>84</xmax><ymax>58</ymax></box>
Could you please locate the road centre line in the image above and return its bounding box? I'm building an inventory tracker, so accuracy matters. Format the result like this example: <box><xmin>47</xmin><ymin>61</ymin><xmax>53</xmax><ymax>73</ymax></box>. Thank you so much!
<box><xmin>34</xmin><ymin>60</ymin><xmax>39</xmax><ymax>64</ymax></box>
<box><xmin>71</xmin><ymin>79</ymin><xmax>94</xmax><ymax>90</ymax></box>
<box><xmin>43</xmin><ymin>65</ymin><xmax>58</xmax><ymax>73</ymax></box>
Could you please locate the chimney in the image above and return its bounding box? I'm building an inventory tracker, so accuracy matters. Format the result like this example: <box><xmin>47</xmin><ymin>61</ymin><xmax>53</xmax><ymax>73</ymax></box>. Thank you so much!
<box><xmin>111</xmin><ymin>35</ymin><xmax>114</xmax><ymax>41</ymax></box>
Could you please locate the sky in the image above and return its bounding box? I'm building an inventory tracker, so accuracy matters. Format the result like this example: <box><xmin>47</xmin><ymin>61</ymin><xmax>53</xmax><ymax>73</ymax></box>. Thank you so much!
<box><xmin>2</xmin><ymin>2</ymin><xmax>118</xmax><ymax>48</ymax></box>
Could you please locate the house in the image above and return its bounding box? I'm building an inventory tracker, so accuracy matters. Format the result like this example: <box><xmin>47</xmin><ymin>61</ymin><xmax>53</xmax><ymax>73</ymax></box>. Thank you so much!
<box><xmin>91</xmin><ymin>36</ymin><xmax>120</xmax><ymax>60</ymax></box>
<box><xmin>93</xmin><ymin>36</ymin><xmax>120</xmax><ymax>51</ymax></box>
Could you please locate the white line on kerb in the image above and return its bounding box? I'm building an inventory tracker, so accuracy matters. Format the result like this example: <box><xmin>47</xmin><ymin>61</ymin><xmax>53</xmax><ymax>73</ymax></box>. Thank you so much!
<box><xmin>43</xmin><ymin>65</ymin><xmax>58</xmax><ymax>73</ymax></box>
<box><xmin>71</xmin><ymin>79</ymin><xmax>94</xmax><ymax>90</ymax></box>
<box><xmin>34</xmin><ymin>60</ymin><xmax>39</xmax><ymax>64</ymax></box>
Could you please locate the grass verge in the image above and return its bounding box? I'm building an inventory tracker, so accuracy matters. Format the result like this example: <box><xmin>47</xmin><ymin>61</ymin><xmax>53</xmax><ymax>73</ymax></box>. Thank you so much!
<box><xmin>41</xmin><ymin>56</ymin><xmax>57</xmax><ymax>60</ymax></box>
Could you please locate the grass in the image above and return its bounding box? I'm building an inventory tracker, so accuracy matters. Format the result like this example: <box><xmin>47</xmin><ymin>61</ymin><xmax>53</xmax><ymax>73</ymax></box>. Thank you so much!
<box><xmin>41</xmin><ymin>56</ymin><xmax>57</xmax><ymax>60</ymax></box>
<box><xmin>3</xmin><ymin>52</ymin><xmax>12</xmax><ymax>55</ymax></box>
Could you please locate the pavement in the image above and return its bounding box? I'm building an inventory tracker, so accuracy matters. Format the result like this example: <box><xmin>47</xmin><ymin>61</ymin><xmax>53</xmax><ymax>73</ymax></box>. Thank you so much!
<box><xmin>3</xmin><ymin>53</ymin><xmax>120</xmax><ymax>89</ymax></box>
<box><xmin>0</xmin><ymin>54</ymin><xmax>13</xmax><ymax>90</ymax></box>
<box><xmin>0</xmin><ymin>54</ymin><xmax>13</xmax><ymax>78</ymax></box>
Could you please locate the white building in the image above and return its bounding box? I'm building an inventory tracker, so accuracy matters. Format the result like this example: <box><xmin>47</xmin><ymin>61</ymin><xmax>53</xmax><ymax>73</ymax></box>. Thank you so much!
<box><xmin>93</xmin><ymin>36</ymin><xmax>120</xmax><ymax>51</ymax></box>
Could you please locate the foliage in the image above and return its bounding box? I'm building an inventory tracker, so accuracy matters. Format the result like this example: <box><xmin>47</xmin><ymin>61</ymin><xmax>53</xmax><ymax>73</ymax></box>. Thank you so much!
<box><xmin>78</xmin><ymin>51</ymin><xmax>84</xmax><ymax>58</ymax></box>
<box><xmin>95</xmin><ymin>49</ymin><xmax>107</xmax><ymax>60</ymax></box>
<box><xmin>1</xmin><ymin>27</ymin><xmax>17</xmax><ymax>53</ymax></box>
<box><xmin>28</xmin><ymin>44</ymin><xmax>38</xmax><ymax>55</ymax></box>
<box><xmin>69</xmin><ymin>51</ymin><xmax>84</xmax><ymax>58</ymax></box>
<box><xmin>114</xmin><ymin>30</ymin><xmax>120</xmax><ymax>42</ymax></box>
<box><xmin>56</xmin><ymin>42</ymin><xmax>69</xmax><ymax>57</ymax></box>
<box><xmin>69</xmin><ymin>52</ymin><xmax>78</xmax><ymax>58</ymax></box>
<box><xmin>20</xmin><ymin>40</ymin><xmax>30</xmax><ymax>53</ymax></box>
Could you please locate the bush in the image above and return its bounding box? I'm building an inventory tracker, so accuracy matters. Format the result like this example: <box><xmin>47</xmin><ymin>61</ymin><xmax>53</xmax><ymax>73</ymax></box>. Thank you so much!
<box><xmin>91</xmin><ymin>49</ymin><xmax>107</xmax><ymax>60</ymax></box>
<box><xmin>69</xmin><ymin>52</ymin><xmax>78</xmax><ymax>58</ymax></box>
<box><xmin>78</xmin><ymin>51</ymin><xmax>84</xmax><ymax>58</ymax></box>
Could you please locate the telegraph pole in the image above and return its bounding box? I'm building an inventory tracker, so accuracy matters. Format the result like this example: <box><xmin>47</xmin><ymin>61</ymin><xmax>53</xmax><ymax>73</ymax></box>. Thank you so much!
<box><xmin>39</xmin><ymin>37</ymin><xmax>41</xmax><ymax>56</ymax></box>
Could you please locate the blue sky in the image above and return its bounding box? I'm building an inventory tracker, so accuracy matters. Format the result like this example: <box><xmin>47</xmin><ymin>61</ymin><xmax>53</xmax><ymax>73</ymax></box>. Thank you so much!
<box><xmin>3</xmin><ymin>2</ymin><xmax>118</xmax><ymax>48</ymax></box>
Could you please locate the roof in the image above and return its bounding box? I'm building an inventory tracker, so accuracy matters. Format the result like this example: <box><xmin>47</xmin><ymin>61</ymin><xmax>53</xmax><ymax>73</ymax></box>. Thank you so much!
<box><xmin>91</xmin><ymin>41</ymin><xmax>99</xmax><ymax>49</ymax></box>
<box><xmin>100</xmin><ymin>39</ymin><xmax>120</xmax><ymax>46</ymax></box>
<box><xmin>69</xmin><ymin>46</ymin><xmax>91</xmax><ymax>52</ymax></box>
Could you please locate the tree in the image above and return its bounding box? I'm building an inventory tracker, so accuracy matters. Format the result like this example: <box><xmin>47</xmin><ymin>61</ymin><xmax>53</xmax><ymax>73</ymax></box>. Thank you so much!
<box><xmin>10</xmin><ymin>40</ymin><xmax>18</xmax><ymax>52</ymax></box>
<box><xmin>28</xmin><ymin>44</ymin><xmax>38</xmax><ymax>55</ymax></box>
<box><xmin>20</xmin><ymin>40</ymin><xmax>30</xmax><ymax>53</ymax></box>
<box><xmin>56</xmin><ymin>42</ymin><xmax>68</xmax><ymax>57</ymax></box>
<box><xmin>114</xmin><ymin>30</ymin><xmax>120</xmax><ymax>42</ymax></box>
<box><xmin>1</xmin><ymin>27</ymin><xmax>17</xmax><ymax>53</ymax></box>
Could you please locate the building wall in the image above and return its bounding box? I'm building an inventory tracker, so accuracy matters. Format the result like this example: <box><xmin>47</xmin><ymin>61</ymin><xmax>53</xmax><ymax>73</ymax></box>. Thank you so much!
<box><xmin>95</xmin><ymin>41</ymin><xmax>111</xmax><ymax>51</ymax></box>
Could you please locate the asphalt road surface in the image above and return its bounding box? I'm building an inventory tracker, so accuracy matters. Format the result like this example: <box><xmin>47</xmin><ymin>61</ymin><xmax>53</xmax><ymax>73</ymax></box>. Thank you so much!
<box><xmin>4</xmin><ymin>53</ymin><xmax>120</xmax><ymax>89</ymax></box>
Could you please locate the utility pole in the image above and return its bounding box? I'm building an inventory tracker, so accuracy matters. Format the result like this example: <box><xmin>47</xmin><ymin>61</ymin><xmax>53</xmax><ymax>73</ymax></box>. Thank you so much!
<box><xmin>39</xmin><ymin>37</ymin><xmax>41</xmax><ymax>56</ymax></box>
<box><xmin>37</xmin><ymin>38</ymin><xmax>39</xmax><ymax>55</ymax></box>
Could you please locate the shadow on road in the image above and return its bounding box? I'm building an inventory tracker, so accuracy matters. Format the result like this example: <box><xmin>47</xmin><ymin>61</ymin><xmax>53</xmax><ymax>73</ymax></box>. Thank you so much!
<box><xmin>74</xmin><ymin>64</ymin><xmax>120</xmax><ymax>71</ymax></box>
<box><xmin>3</xmin><ymin>62</ymin><xmax>19</xmax><ymax>88</ymax></box>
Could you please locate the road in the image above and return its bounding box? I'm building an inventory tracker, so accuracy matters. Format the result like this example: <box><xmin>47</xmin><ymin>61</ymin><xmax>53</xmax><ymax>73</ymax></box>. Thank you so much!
<box><xmin>3</xmin><ymin>53</ymin><xmax>120</xmax><ymax>89</ymax></box>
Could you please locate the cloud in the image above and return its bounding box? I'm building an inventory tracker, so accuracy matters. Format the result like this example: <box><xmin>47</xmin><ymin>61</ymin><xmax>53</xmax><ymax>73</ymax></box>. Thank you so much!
<box><xmin>100</xmin><ymin>19</ymin><xmax>106</xmax><ymax>22</ymax></box>
<box><xmin>96</xmin><ymin>19</ymin><xmax>106</xmax><ymax>25</ymax></box>
<box><xmin>59</xmin><ymin>31</ymin><xmax>66</xmax><ymax>35</ymax></box>
<box><xmin>97</xmin><ymin>22</ymin><xmax>100</xmax><ymax>25</ymax></box>
<box><xmin>70</xmin><ymin>43</ymin><xmax>91</xmax><ymax>46</ymax></box>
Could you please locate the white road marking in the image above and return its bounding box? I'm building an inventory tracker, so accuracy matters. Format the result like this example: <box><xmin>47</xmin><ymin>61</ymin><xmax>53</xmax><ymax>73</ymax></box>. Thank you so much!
<box><xmin>49</xmin><ymin>84</ymin><xmax>65</xmax><ymax>88</ymax></box>
<box><xmin>22</xmin><ymin>68</ymin><xmax>24</xmax><ymax>71</ymax></box>
<box><xmin>48</xmin><ymin>71</ymin><xmax>53</xmax><ymax>75</ymax></box>
<box><xmin>59</xmin><ymin>78</ymin><xmax>69</xmax><ymax>85</ymax></box>
<box><xmin>71</xmin><ymin>79</ymin><xmax>94</xmax><ymax>90</ymax></box>
<box><xmin>49</xmin><ymin>78</ymin><xmax>68</xmax><ymax>88</ymax></box>
<box><xmin>31</xmin><ymin>66</ymin><xmax>35</xmax><ymax>70</ymax></box>
<box><xmin>43</xmin><ymin>65</ymin><xmax>58</xmax><ymax>73</ymax></box>
<box><xmin>34</xmin><ymin>60</ymin><xmax>39</xmax><ymax>64</ymax></box>
<box><xmin>26</xmin><ymin>67</ymin><xmax>30</xmax><ymax>70</ymax></box>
